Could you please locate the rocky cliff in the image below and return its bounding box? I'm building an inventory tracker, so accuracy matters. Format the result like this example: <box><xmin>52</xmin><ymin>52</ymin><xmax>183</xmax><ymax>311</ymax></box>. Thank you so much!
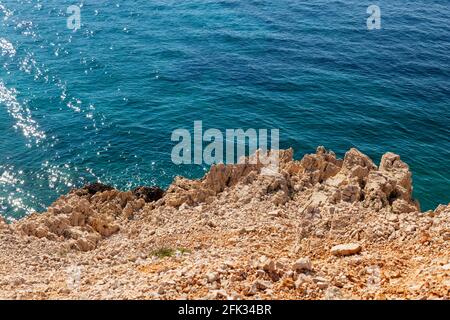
<box><xmin>0</xmin><ymin>147</ymin><xmax>448</xmax><ymax>299</ymax></box>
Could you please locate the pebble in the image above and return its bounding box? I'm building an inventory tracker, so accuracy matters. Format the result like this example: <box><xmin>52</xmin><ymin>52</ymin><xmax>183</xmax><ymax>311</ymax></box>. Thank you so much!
<box><xmin>331</xmin><ymin>243</ymin><xmax>362</xmax><ymax>256</ymax></box>
<box><xmin>292</xmin><ymin>257</ymin><xmax>312</xmax><ymax>272</ymax></box>
<box><xmin>294</xmin><ymin>274</ymin><xmax>310</xmax><ymax>288</ymax></box>
<box><xmin>262</xmin><ymin>259</ymin><xmax>276</xmax><ymax>273</ymax></box>
<box><xmin>206</xmin><ymin>272</ymin><xmax>219</xmax><ymax>283</ymax></box>
<box><xmin>312</xmin><ymin>276</ymin><xmax>329</xmax><ymax>289</ymax></box>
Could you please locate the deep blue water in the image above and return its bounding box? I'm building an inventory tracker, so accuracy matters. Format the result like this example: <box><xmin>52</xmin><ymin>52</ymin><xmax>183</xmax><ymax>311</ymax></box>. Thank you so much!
<box><xmin>0</xmin><ymin>0</ymin><xmax>448</xmax><ymax>219</ymax></box>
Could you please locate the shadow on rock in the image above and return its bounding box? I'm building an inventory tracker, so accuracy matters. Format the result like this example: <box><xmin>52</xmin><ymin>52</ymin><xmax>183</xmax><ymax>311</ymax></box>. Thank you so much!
<box><xmin>83</xmin><ymin>183</ymin><xmax>115</xmax><ymax>195</ymax></box>
<box><xmin>133</xmin><ymin>186</ymin><xmax>165</xmax><ymax>203</ymax></box>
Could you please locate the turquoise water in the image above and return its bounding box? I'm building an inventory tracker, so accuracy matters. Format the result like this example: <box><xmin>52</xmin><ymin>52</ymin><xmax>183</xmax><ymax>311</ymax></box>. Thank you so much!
<box><xmin>0</xmin><ymin>0</ymin><xmax>448</xmax><ymax>219</ymax></box>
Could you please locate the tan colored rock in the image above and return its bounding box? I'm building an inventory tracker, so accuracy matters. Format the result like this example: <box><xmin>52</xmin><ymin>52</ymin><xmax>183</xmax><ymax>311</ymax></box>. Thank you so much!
<box><xmin>70</xmin><ymin>210</ymin><xmax>86</xmax><ymax>226</ymax></box>
<box><xmin>34</xmin><ymin>226</ymin><xmax>49</xmax><ymax>238</ymax></box>
<box><xmin>331</xmin><ymin>243</ymin><xmax>362</xmax><ymax>256</ymax></box>
<box><xmin>299</xmin><ymin>146</ymin><xmax>342</xmax><ymax>184</ymax></box>
<box><xmin>252</xmin><ymin>280</ymin><xmax>272</xmax><ymax>291</ymax></box>
<box><xmin>71</xmin><ymin>237</ymin><xmax>96</xmax><ymax>252</ymax></box>
<box><xmin>392</xmin><ymin>199</ymin><xmax>417</xmax><ymax>214</ymax></box>
<box><xmin>342</xmin><ymin>148</ymin><xmax>376</xmax><ymax>172</ymax></box>
<box><xmin>259</xmin><ymin>257</ymin><xmax>276</xmax><ymax>273</ymax></box>
<box><xmin>294</xmin><ymin>274</ymin><xmax>311</xmax><ymax>288</ymax></box>
<box><xmin>122</xmin><ymin>203</ymin><xmax>134</xmax><ymax>219</ymax></box>
<box><xmin>292</xmin><ymin>257</ymin><xmax>312</xmax><ymax>272</ymax></box>
<box><xmin>341</xmin><ymin>184</ymin><xmax>361</xmax><ymax>203</ymax></box>
<box><xmin>90</xmin><ymin>218</ymin><xmax>119</xmax><ymax>237</ymax></box>
<box><xmin>312</xmin><ymin>276</ymin><xmax>329</xmax><ymax>289</ymax></box>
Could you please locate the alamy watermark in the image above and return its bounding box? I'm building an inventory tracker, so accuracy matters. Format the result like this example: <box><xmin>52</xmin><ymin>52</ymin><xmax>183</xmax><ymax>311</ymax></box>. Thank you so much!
<box><xmin>67</xmin><ymin>5</ymin><xmax>81</xmax><ymax>31</ymax></box>
<box><xmin>367</xmin><ymin>5</ymin><xmax>381</xmax><ymax>30</ymax></box>
<box><xmin>171</xmin><ymin>121</ymin><xmax>280</xmax><ymax>172</ymax></box>
<box><xmin>65</xmin><ymin>5</ymin><xmax>380</xmax><ymax>32</ymax></box>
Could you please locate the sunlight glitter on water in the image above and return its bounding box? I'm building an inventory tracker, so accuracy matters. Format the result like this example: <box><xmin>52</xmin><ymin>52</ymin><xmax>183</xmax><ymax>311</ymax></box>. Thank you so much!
<box><xmin>0</xmin><ymin>166</ymin><xmax>35</xmax><ymax>217</ymax></box>
<box><xmin>0</xmin><ymin>38</ymin><xmax>16</xmax><ymax>57</ymax></box>
<box><xmin>0</xmin><ymin>81</ymin><xmax>46</xmax><ymax>144</ymax></box>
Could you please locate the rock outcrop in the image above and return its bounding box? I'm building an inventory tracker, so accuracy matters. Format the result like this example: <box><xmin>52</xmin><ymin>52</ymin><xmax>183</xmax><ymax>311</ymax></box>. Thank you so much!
<box><xmin>14</xmin><ymin>187</ymin><xmax>147</xmax><ymax>251</ymax></box>
<box><xmin>0</xmin><ymin>147</ymin><xmax>448</xmax><ymax>300</ymax></box>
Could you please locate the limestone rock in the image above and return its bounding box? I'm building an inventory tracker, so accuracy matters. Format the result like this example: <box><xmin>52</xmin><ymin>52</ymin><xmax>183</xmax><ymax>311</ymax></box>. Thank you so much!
<box><xmin>294</xmin><ymin>274</ymin><xmax>311</xmax><ymax>288</ymax></box>
<box><xmin>392</xmin><ymin>199</ymin><xmax>417</xmax><ymax>214</ymax></box>
<box><xmin>0</xmin><ymin>147</ymin><xmax>448</xmax><ymax>300</ymax></box>
<box><xmin>251</xmin><ymin>280</ymin><xmax>272</xmax><ymax>292</ymax></box>
<box><xmin>331</xmin><ymin>243</ymin><xmax>362</xmax><ymax>256</ymax></box>
<box><xmin>299</xmin><ymin>146</ymin><xmax>342</xmax><ymax>184</ymax></box>
<box><xmin>206</xmin><ymin>272</ymin><xmax>219</xmax><ymax>283</ymax></box>
<box><xmin>292</xmin><ymin>257</ymin><xmax>312</xmax><ymax>272</ymax></box>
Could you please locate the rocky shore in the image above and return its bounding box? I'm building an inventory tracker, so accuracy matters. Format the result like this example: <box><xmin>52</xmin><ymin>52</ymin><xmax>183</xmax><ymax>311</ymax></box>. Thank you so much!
<box><xmin>0</xmin><ymin>147</ymin><xmax>448</xmax><ymax>299</ymax></box>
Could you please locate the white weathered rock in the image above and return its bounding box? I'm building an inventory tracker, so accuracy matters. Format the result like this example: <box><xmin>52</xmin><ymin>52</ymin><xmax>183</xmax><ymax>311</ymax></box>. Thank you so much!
<box><xmin>258</xmin><ymin>256</ymin><xmax>276</xmax><ymax>273</ymax></box>
<box><xmin>324</xmin><ymin>286</ymin><xmax>343</xmax><ymax>299</ymax></box>
<box><xmin>312</xmin><ymin>276</ymin><xmax>329</xmax><ymax>289</ymax></box>
<box><xmin>294</xmin><ymin>274</ymin><xmax>311</xmax><ymax>288</ymax></box>
<box><xmin>206</xmin><ymin>272</ymin><xmax>219</xmax><ymax>283</ymax></box>
<box><xmin>317</xmin><ymin>281</ymin><xmax>328</xmax><ymax>290</ymax></box>
<box><xmin>292</xmin><ymin>257</ymin><xmax>312</xmax><ymax>272</ymax></box>
<box><xmin>252</xmin><ymin>280</ymin><xmax>272</xmax><ymax>292</ymax></box>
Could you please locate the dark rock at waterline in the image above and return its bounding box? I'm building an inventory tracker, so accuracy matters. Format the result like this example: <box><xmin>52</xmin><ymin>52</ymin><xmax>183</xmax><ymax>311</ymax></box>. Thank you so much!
<box><xmin>133</xmin><ymin>186</ymin><xmax>165</xmax><ymax>203</ymax></box>
<box><xmin>83</xmin><ymin>183</ymin><xmax>115</xmax><ymax>195</ymax></box>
